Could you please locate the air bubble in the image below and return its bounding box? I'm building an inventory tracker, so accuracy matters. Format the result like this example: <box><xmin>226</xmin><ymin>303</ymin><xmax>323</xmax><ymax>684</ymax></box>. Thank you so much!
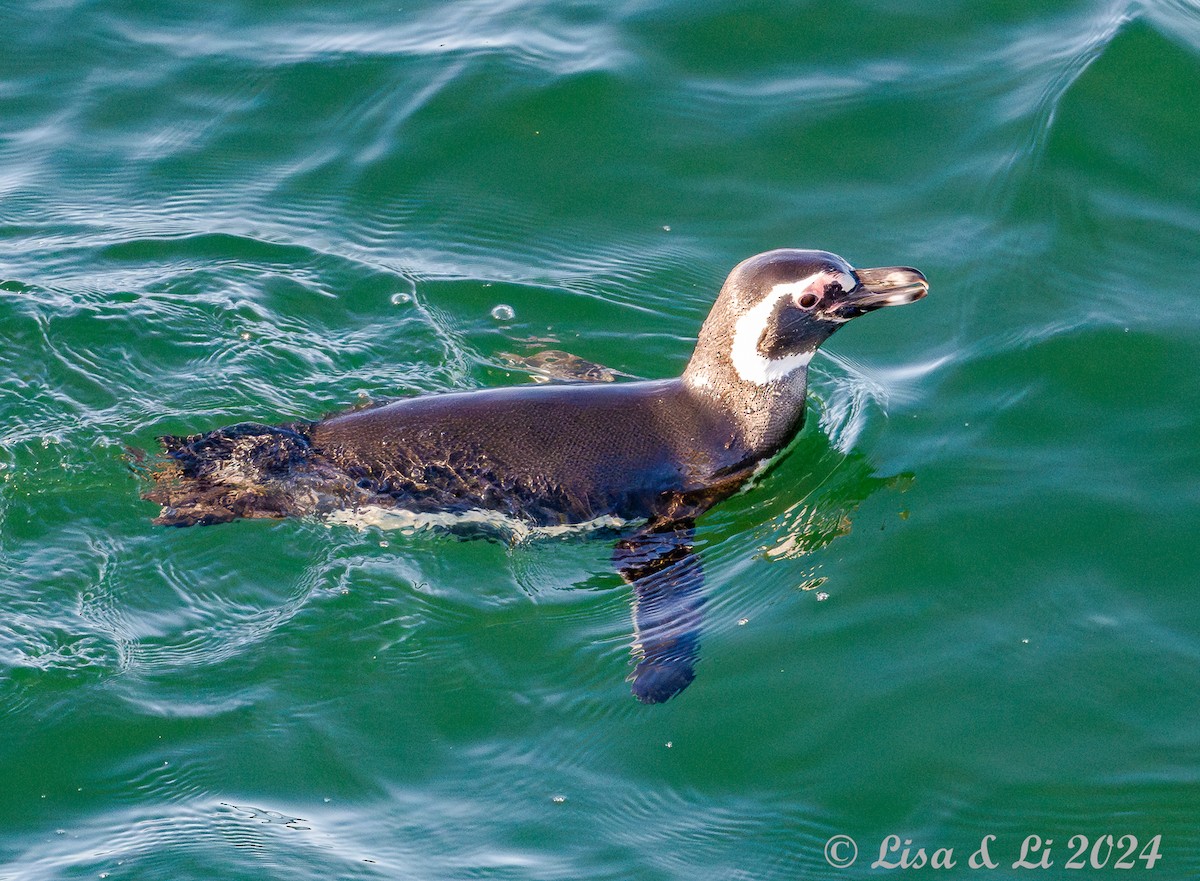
<box><xmin>390</xmin><ymin>292</ymin><xmax>413</xmax><ymax>306</ymax></box>
<box><xmin>490</xmin><ymin>304</ymin><xmax>515</xmax><ymax>321</ymax></box>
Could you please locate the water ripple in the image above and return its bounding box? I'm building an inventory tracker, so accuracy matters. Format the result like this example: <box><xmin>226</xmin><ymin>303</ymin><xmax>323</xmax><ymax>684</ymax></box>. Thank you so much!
<box><xmin>3</xmin><ymin>0</ymin><xmax>1199</xmax><ymax>876</ymax></box>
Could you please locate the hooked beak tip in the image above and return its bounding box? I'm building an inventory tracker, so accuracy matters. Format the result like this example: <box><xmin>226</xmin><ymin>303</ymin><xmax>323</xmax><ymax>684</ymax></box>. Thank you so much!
<box><xmin>840</xmin><ymin>266</ymin><xmax>929</xmax><ymax>313</ymax></box>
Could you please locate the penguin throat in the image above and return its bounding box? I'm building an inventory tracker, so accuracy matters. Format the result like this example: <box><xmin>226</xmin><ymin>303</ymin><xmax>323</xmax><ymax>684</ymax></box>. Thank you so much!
<box><xmin>728</xmin><ymin>281</ymin><xmax>818</xmax><ymax>385</ymax></box>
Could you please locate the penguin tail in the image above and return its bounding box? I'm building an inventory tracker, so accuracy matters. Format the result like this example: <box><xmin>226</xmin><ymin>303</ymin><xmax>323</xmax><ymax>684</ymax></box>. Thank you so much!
<box><xmin>139</xmin><ymin>421</ymin><xmax>349</xmax><ymax>527</ymax></box>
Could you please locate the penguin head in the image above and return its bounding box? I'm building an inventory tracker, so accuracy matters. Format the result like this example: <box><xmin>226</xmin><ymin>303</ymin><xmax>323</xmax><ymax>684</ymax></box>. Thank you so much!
<box><xmin>684</xmin><ymin>249</ymin><xmax>928</xmax><ymax>390</ymax></box>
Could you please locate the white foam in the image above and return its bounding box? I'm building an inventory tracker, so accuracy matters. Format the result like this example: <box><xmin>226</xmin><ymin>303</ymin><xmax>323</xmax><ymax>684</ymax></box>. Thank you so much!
<box><xmin>325</xmin><ymin>505</ymin><xmax>630</xmax><ymax>542</ymax></box>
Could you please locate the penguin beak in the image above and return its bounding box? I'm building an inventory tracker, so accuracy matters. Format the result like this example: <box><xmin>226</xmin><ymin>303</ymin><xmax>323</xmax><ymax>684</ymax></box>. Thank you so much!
<box><xmin>832</xmin><ymin>267</ymin><xmax>929</xmax><ymax>319</ymax></box>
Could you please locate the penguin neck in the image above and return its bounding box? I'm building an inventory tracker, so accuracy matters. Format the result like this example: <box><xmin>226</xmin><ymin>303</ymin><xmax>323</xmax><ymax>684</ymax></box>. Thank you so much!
<box><xmin>682</xmin><ymin>359</ymin><xmax>810</xmax><ymax>459</ymax></box>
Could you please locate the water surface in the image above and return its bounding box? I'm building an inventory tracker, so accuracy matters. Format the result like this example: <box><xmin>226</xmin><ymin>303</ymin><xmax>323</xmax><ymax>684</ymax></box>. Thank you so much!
<box><xmin>3</xmin><ymin>0</ymin><xmax>1200</xmax><ymax>878</ymax></box>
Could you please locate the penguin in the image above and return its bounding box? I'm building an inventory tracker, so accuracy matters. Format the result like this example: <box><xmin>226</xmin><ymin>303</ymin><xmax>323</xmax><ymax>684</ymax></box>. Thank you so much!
<box><xmin>143</xmin><ymin>248</ymin><xmax>928</xmax><ymax>703</ymax></box>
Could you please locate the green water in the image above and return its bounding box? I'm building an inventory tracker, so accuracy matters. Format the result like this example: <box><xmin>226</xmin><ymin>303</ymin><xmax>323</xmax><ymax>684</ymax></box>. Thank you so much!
<box><xmin>3</xmin><ymin>0</ymin><xmax>1200</xmax><ymax>878</ymax></box>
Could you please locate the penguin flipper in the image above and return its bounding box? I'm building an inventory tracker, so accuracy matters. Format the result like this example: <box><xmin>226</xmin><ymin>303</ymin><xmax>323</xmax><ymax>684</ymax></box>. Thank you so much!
<box><xmin>613</xmin><ymin>518</ymin><xmax>704</xmax><ymax>704</ymax></box>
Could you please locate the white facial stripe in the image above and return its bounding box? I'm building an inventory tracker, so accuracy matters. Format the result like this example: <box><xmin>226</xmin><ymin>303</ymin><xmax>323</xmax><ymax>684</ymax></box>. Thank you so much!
<box><xmin>729</xmin><ymin>275</ymin><xmax>822</xmax><ymax>385</ymax></box>
<box><xmin>767</xmin><ymin>277</ymin><xmax>822</xmax><ymax>303</ymax></box>
<box><xmin>768</xmin><ymin>271</ymin><xmax>856</xmax><ymax>305</ymax></box>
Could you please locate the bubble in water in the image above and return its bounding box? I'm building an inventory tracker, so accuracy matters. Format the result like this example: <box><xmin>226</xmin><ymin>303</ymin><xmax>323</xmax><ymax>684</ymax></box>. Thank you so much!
<box><xmin>491</xmin><ymin>304</ymin><xmax>515</xmax><ymax>321</ymax></box>
<box><xmin>390</xmin><ymin>292</ymin><xmax>413</xmax><ymax>306</ymax></box>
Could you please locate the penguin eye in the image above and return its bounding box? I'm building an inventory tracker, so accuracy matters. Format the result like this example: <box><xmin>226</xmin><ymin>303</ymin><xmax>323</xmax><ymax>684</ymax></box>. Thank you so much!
<box><xmin>797</xmin><ymin>292</ymin><xmax>819</xmax><ymax>309</ymax></box>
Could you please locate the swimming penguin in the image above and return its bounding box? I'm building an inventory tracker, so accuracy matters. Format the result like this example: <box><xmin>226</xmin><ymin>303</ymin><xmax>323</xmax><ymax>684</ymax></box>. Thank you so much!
<box><xmin>144</xmin><ymin>249</ymin><xmax>928</xmax><ymax>703</ymax></box>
